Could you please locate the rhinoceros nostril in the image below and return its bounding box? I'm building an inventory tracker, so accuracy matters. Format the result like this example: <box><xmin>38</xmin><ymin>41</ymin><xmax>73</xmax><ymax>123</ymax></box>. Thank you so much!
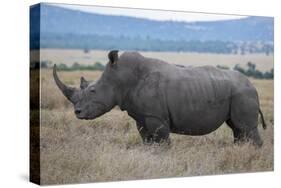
<box><xmin>75</xmin><ymin>109</ymin><xmax>82</xmax><ymax>115</ymax></box>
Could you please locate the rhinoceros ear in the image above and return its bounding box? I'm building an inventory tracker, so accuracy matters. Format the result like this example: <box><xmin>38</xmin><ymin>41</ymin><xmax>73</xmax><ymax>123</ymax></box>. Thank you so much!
<box><xmin>108</xmin><ymin>50</ymin><xmax>119</xmax><ymax>65</ymax></box>
<box><xmin>80</xmin><ymin>76</ymin><xmax>89</xmax><ymax>89</ymax></box>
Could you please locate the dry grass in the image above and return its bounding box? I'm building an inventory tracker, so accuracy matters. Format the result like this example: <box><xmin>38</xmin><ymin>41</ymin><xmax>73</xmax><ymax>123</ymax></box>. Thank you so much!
<box><xmin>38</xmin><ymin>66</ymin><xmax>273</xmax><ymax>185</ymax></box>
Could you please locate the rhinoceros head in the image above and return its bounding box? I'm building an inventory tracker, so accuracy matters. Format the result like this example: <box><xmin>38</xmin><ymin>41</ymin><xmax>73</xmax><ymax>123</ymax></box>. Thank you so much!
<box><xmin>53</xmin><ymin>50</ymin><xmax>120</xmax><ymax>120</ymax></box>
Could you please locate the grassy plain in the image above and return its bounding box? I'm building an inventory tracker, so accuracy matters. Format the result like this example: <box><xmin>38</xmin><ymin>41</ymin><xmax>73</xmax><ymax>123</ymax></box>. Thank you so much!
<box><xmin>38</xmin><ymin>65</ymin><xmax>273</xmax><ymax>184</ymax></box>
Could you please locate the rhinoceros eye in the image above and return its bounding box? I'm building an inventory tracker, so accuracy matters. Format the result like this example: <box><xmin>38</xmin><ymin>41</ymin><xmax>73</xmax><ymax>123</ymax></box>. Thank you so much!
<box><xmin>90</xmin><ymin>86</ymin><xmax>96</xmax><ymax>93</ymax></box>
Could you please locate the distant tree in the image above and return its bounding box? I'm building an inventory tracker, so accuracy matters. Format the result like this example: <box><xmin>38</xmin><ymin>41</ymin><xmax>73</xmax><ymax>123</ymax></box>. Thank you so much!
<box><xmin>56</xmin><ymin>62</ymin><xmax>105</xmax><ymax>71</ymax></box>
<box><xmin>83</xmin><ymin>46</ymin><xmax>90</xmax><ymax>53</ymax></box>
<box><xmin>233</xmin><ymin>47</ymin><xmax>238</xmax><ymax>54</ymax></box>
<box><xmin>240</xmin><ymin>46</ymin><xmax>245</xmax><ymax>55</ymax></box>
<box><xmin>264</xmin><ymin>45</ymin><xmax>270</xmax><ymax>56</ymax></box>
<box><xmin>263</xmin><ymin>68</ymin><xmax>274</xmax><ymax>79</ymax></box>
<box><xmin>93</xmin><ymin>62</ymin><xmax>105</xmax><ymax>71</ymax></box>
<box><xmin>247</xmin><ymin>62</ymin><xmax>256</xmax><ymax>71</ymax></box>
<box><xmin>57</xmin><ymin>63</ymin><xmax>68</xmax><ymax>71</ymax></box>
<box><xmin>71</xmin><ymin>62</ymin><xmax>81</xmax><ymax>70</ymax></box>
<box><xmin>249</xmin><ymin>47</ymin><xmax>254</xmax><ymax>54</ymax></box>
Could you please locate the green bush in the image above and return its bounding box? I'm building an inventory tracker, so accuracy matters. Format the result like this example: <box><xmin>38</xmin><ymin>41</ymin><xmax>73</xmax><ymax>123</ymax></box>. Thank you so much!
<box><xmin>234</xmin><ymin>62</ymin><xmax>273</xmax><ymax>79</ymax></box>
<box><xmin>56</xmin><ymin>62</ymin><xmax>105</xmax><ymax>71</ymax></box>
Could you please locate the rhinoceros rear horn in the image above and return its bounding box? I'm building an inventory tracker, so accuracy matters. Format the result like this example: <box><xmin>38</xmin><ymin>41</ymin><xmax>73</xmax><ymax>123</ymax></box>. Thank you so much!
<box><xmin>53</xmin><ymin>64</ymin><xmax>77</xmax><ymax>103</ymax></box>
<box><xmin>108</xmin><ymin>50</ymin><xmax>119</xmax><ymax>65</ymax></box>
<box><xmin>80</xmin><ymin>76</ymin><xmax>89</xmax><ymax>89</ymax></box>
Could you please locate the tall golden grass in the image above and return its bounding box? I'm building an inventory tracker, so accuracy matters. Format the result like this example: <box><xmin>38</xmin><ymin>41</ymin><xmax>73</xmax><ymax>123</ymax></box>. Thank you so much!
<box><xmin>38</xmin><ymin>69</ymin><xmax>273</xmax><ymax>185</ymax></box>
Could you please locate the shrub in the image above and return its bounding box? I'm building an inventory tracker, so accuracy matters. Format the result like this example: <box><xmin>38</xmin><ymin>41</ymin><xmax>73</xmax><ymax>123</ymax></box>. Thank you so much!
<box><xmin>234</xmin><ymin>63</ymin><xmax>273</xmax><ymax>79</ymax></box>
<box><xmin>56</xmin><ymin>62</ymin><xmax>105</xmax><ymax>71</ymax></box>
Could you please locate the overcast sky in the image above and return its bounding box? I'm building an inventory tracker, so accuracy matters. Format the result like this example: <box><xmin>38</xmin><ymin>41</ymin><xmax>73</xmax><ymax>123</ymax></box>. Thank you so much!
<box><xmin>55</xmin><ymin>4</ymin><xmax>247</xmax><ymax>22</ymax></box>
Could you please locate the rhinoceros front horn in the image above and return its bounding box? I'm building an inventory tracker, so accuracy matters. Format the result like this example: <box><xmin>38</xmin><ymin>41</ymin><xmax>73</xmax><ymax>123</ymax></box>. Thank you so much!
<box><xmin>53</xmin><ymin>64</ymin><xmax>77</xmax><ymax>103</ymax></box>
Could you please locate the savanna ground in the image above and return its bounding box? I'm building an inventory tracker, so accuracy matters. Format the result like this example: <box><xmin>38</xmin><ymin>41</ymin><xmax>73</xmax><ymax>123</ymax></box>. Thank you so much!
<box><xmin>34</xmin><ymin>50</ymin><xmax>274</xmax><ymax>185</ymax></box>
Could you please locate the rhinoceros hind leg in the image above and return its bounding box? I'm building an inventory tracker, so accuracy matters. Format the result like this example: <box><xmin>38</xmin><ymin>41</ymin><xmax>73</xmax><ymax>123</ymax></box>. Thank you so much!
<box><xmin>226</xmin><ymin>94</ymin><xmax>263</xmax><ymax>147</ymax></box>
<box><xmin>246</xmin><ymin>128</ymin><xmax>263</xmax><ymax>147</ymax></box>
<box><xmin>226</xmin><ymin>120</ymin><xmax>263</xmax><ymax>147</ymax></box>
<box><xmin>226</xmin><ymin>119</ymin><xmax>244</xmax><ymax>143</ymax></box>
<box><xmin>226</xmin><ymin>119</ymin><xmax>262</xmax><ymax>147</ymax></box>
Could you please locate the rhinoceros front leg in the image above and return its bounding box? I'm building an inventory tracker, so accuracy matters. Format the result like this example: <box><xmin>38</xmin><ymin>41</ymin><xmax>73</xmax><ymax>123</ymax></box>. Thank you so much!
<box><xmin>136</xmin><ymin>122</ymin><xmax>152</xmax><ymax>144</ymax></box>
<box><xmin>144</xmin><ymin>117</ymin><xmax>170</xmax><ymax>144</ymax></box>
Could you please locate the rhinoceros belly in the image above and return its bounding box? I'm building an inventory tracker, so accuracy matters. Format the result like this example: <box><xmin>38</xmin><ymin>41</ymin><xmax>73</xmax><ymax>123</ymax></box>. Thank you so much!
<box><xmin>168</xmin><ymin>101</ymin><xmax>230</xmax><ymax>135</ymax></box>
<box><xmin>165</xmin><ymin>70</ymin><xmax>232</xmax><ymax>135</ymax></box>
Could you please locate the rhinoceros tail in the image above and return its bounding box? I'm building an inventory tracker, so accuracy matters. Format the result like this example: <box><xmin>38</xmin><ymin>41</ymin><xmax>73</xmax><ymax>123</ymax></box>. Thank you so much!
<box><xmin>259</xmin><ymin>108</ymin><xmax>267</xmax><ymax>130</ymax></box>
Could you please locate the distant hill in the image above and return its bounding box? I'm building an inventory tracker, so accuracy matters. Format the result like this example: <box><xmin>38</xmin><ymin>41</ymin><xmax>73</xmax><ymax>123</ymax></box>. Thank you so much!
<box><xmin>30</xmin><ymin>3</ymin><xmax>274</xmax><ymax>53</ymax></box>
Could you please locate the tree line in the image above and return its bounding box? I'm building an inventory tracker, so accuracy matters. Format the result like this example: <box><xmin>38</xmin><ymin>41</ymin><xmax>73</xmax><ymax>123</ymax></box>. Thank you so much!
<box><xmin>34</xmin><ymin>61</ymin><xmax>273</xmax><ymax>80</ymax></box>
<box><xmin>36</xmin><ymin>61</ymin><xmax>105</xmax><ymax>71</ymax></box>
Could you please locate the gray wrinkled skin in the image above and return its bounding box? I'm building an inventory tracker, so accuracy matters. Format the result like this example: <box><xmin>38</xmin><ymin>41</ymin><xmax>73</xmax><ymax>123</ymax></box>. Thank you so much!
<box><xmin>53</xmin><ymin>50</ymin><xmax>267</xmax><ymax>146</ymax></box>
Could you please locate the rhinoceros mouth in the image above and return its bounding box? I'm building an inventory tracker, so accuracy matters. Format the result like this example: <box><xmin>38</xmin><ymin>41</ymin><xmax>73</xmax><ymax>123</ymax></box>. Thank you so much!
<box><xmin>75</xmin><ymin>101</ymin><xmax>108</xmax><ymax>120</ymax></box>
<box><xmin>76</xmin><ymin>115</ymin><xmax>92</xmax><ymax>120</ymax></box>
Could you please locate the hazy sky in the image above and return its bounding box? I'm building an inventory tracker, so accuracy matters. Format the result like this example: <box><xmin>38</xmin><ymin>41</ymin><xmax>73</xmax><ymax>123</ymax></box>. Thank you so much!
<box><xmin>55</xmin><ymin>4</ymin><xmax>247</xmax><ymax>22</ymax></box>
